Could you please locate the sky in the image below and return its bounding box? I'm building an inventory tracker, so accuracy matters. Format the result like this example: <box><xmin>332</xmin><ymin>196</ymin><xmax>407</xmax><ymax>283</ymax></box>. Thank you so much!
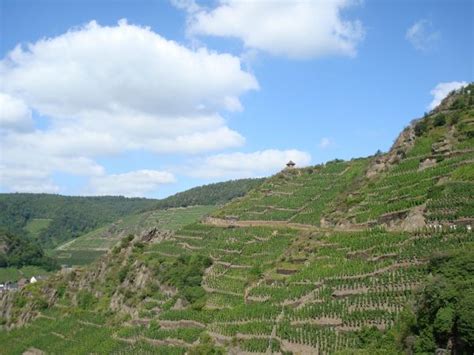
<box><xmin>0</xmin><ymin>0</ymin><xmax>472</xmax><ymax>198</ymax></box>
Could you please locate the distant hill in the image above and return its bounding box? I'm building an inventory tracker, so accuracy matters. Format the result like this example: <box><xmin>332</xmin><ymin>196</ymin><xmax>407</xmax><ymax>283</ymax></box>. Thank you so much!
<box><xmin>154</xmin><ymin>178</ymin><xmax>264</xmax><ymax>209</ymax></box>
<box><xmin>0</xmin><ymin>194</ymin><xmax>159</xmax><ymax>248</ymax></box>
<box><xmin>0</xmin><ymin>178</ymin><xmax>263</xmax><ymax>249</ymax></box>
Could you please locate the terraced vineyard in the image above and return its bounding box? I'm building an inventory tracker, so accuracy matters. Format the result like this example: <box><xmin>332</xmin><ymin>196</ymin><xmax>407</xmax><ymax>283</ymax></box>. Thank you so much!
<box><xmin>214</xmin><ymin>89</ymin><xmax>474</xmax><ymax>233</ymax></box>
<box><xmin>214</xmin><ymin>158</ymin><xmax>369</xmax><ymax>226</ymax></box>
<box><xmin>50</xmin><ymin>205</ymin><xmax>215</xmax><ymax>266</ymax></box>
<box><xmin>2</xmin><ymin>223</ymin><xmax>472</xmax><ymax>354</ymax></box>
<box><xmin>0</xmin><ymin>86</ymin><xmax>473</xmax><ymax>354</ymax></box>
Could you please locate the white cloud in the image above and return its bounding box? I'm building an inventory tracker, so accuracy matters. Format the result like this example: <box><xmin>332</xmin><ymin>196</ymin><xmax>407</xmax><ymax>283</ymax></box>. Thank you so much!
<box><xmin>86</xmin><ymin>170</ymin><xmax>176</xmax><ymax>197</ymax></box>
<box><xmin>406</xmin><ymin>19</ymin><xmax>440</xmax><ymax>51</ymax></box>
<box><xmin>428</xmin><ymin>81</ymin><xmax>467</xmax><ymax>110</ymax></box>
<box><xmin>319</xmin><ymin>137</ymin><xmax>332</xmax><ymax>149</ymax></box>
<box><xmin>0</xmin><ymin>93</ymin><xmax>34</xmax><ymax>132</ymax></box>
<box><xmin>1</xmin><ymin>20</ymin><xmax>258</xmax><ymax>119</ymax></box>
<box><xmin>187</xmin><ymin>149</ymin><xmax>311</xmax><ymax>179</ymax></box>
<box><xmin>0</xmin><ymin>20</ymin><xmax>258</xmax><ymax>193</ymax></box>
<box><xmin>184</xmin><ymin>0</ymin><xmax>364</xmax><ymax>59</ymax></box>
<box><xmin>0</xmin><ymin>165</ymin><xmax>60</xmax><ymax>193</ymax></box>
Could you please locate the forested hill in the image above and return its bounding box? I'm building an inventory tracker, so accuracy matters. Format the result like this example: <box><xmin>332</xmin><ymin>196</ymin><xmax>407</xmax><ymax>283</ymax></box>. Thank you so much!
<box><xmin>0</xmin><ymin>194</ymin><xmax>158</xmax><ymax>248</ymax></box>
<box><xmin>154</xmin><ymin>178</ymin><xmax>264</xmax><ymax>209</ymax></box>
<box><xmin>0</xmin><ymin>178</ymin><xmax>263</xmax><ymax>249</ymax></box>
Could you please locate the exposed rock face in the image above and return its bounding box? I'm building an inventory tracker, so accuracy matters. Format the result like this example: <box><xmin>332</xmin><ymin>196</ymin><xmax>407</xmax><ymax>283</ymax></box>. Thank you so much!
<box><xmin>1</xmin><ymin>228</ymin><xmax>175</xmax><ymax>329</ymax></box>
<box><xmin>366</xmin><ymin>125</ymin><xmax>415</xmax><ymax>178</ymax></box>
<box><xmin>172</xmin><ymin>298</ymin><xmax>188</xmax><ymax>310</ymax></box>
<box><xmin>419</xmin><ymin>158</ymin><xmax>437</xmax><ymax>171</ymax></box>
<box><xmin>377</xmin><ymin>210</ymin><xmax>410</xmax><ymax>227</ymax></box>
<box><xmin>0</xmin><ymin>283</ymin><xmax>58</xmax><ymax>329</ymax></box>
<box><xmin>401</xmin><ymin>205</ymin><xmax>427</xmax><ymax>232</ymax></box>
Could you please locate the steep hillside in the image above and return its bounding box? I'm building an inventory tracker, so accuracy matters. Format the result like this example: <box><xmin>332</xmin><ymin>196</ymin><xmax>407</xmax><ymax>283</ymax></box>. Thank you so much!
<box><xmin>0</xmin><ymin>85</ymin><xmax>472</xmax><ymax>354</ymax></box>
<box><xmin>214</xmin><ymin>84</ymin><xmax>474</xmax><ymax>232</ymax></box>
<box><xmin>213</xmin><ymin>158</ymin><xmax>369</xmax><ymax>226</ymax></box>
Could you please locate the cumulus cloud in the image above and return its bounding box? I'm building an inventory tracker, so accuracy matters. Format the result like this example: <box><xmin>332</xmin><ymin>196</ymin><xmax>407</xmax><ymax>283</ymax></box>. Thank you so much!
<box><xmin>86</xmin><ymin>170</ymin><xmax>175</xmax><ymax>197</ymax></box>
<box><xmin>187</xmin><ymin>149</ymin><xmax>311</xmax><ymax>179</ymax></box>
<box><xmin>406</xmin><ymin>19</ymin><xmax>440</xmax><ymax>51</ymax></box>
<box><xmin>0</xmin><ymin>93</ymin><xmax>34</xmax><ymax>132</ymax></box>
<box><xmin>428</xmin><ymin>81</ymin><xmax>468</xmax><ymax>110</ymax></box>
<box><xmin>1</xmin><ymin>20</ymin><xmax>258</xmax><ymax>119</ymax></box>
<box><xmin>0</xmin><ymin>20</ymin><xmax>258</xmax><ymax>193</ymax></box>
<box><xmin>183</xmin><ymin>0</ymin><xmax>364</xmax><ymax>59</ymax></box>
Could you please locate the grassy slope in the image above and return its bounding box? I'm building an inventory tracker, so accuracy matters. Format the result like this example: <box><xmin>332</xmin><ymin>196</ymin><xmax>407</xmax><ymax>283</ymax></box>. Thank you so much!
<box><xmin>23</xmin><ymin>219</ymin><xmax>52</xmax><ymax>238</ymax></box>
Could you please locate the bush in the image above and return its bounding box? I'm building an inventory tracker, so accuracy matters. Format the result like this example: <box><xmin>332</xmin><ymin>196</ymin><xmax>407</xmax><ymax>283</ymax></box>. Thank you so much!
<box><xmin>400</xmin><ymin>248</ymin><xmax>474</xmax><ymax>353</ymax></box>
<box><xmin>118</xmin><ymin>265</ymin><xmax>130</xmax><ymax>283</ymax></box>
<box><xmin>414</xmin><ymin>121</ymin><xmax>428</xmax><ymax>136</ymax></box>
<box><xmin>433</xmin><ymin>114</ymin><xmax>446</xmax><ymax>127</ymax></box>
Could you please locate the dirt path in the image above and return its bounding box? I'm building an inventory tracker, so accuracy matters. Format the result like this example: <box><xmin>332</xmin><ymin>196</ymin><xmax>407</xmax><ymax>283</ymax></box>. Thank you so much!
<box><xmin>204</xmin><ymin>217</ymin><xmax>366</xmax><ymax>233</ymax></box>
<box><xmin>266</xmin><ymin>308</ymin><xmax>284</xmax><ymax>354</ymax></box>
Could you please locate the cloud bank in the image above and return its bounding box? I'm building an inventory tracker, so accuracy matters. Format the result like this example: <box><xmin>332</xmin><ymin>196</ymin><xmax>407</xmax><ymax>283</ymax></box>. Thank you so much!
<box><xmin>183</xmin><ymin>0</ymin><xmax>364</xmax><ymax>59</ymax></box>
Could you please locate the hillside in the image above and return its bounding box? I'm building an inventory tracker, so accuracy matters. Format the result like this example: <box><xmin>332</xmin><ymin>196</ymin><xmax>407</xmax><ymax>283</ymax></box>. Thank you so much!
<box><xmin>0</xmin><ymin>85</ymin><xmax>473</xmax><ymax>354</ymax></box>
<box><xmin>0</xmin><ymin>194</ymin><xmax>159</xmax><ymax>248</ymax></box>
<box><xmin>52</xmin><ymin>205</ymin><xmax>216</xmax><ymax>266</ymax></box>
<box><xmin>154</xmin><ymin>178</ymin><xmax>264</xmax><ymax>209</ymax></box>
<box><xmin>214</xmin><ymin>85</ymin><xmax>474</xmax><ymax>232</ymax></box>
<box><xmin>0</xmin><ymin>179</ymin><xmax>263</xmax><ymax>250</ymax></box>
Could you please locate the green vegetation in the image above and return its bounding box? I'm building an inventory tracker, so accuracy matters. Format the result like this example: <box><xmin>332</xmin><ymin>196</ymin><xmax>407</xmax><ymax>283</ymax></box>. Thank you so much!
<box><xmin>0</xmin><ymin>178</ymin><xmax>260</xmax><ymax>250</ymax></box>
<box><xmin>52</xmin><ymin>205</ymin><xmax>216</xmax><ymax>266</ymax></box>
<box><xmin>0</xmin><ymin>230</ymin><xmax>58</xmax><ymax>272</ymax></box>
<box><xmin>0</xmin><ymin>85</ymin><xmax>472</xmax><ymax>354</ymax></box>
<box><xmin>0</xmin><ymin>194</ymin><xmax>158</xmax><ymax>248</ymax></box>
<box><xmin>214</xmin><ymin>158</ymin><xmax>369</xmax><ymax>226</ymax></box>
<box><xmin>154</xmin><ymin>178</ymin><xmax>264</xmax><ymax>209</ymax></box>
<box><xmin>0</xmin><ymin>265</ymin><xmax>51</xmax><ymax>284</ymax></box>
<box><xmin>24</xmin><ymin>218</ymin><xmax>52</xmax><ymax>238</ymax></box>
<box><xmin>399</xmin><ymin>248</ymin><xmax>474</xmax><ymax>354</ymax></box>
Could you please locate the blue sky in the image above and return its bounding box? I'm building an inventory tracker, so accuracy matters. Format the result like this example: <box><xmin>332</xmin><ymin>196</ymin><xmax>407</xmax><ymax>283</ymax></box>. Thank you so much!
<box><xmin>0</xmin><ymin>0</ymin><xmax>472</xmax><ymax>198</ymax></box>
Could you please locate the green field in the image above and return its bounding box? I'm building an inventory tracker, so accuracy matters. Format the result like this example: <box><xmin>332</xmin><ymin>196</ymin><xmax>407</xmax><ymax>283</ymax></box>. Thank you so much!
<box><xmin>24</xmin><ymin>218</ymin><xmax>52</xmax><ymax>237</ymax></box>
<box><xmin>0</xmin><ymin>266</ymin><xmax>51</xmax><ymax>283</ymax></box>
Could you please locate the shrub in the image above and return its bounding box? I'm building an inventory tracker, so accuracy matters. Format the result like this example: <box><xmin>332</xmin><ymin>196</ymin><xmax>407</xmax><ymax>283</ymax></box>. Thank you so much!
<box><xmin>433</xmin><ymin>114</ymin><xmax>446</xmax><ymax>127</ymax></box>
<box><xmin>414</xmin><ymin>121</ymin><xmax>428</xmax><ymax>136</ymax></box>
